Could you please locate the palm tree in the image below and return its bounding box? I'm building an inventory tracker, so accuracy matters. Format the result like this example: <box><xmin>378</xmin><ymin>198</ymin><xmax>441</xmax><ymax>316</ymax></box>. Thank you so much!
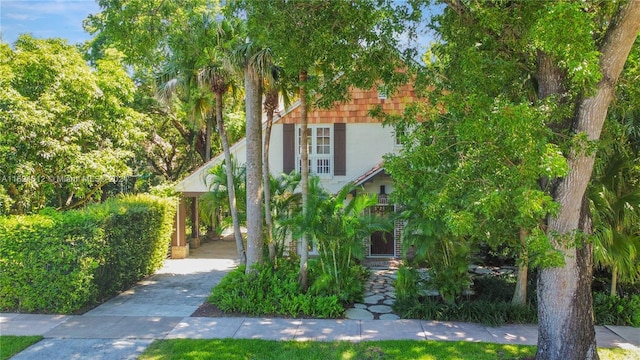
<box><xmin>200</xmin><ymin>159</ymin><xmax>247</xmax><ymax>235</ymax></box>
<box><xmin>290</xmin><ymin>178</ymin><xmax>391</xmax><ymax>301</ymax></box>
<box><xmin>234</xmin><ymin>41</ymin><xmax>295</xmax><ymax>269</ymax></box>
<box><xmin>155</xmin><ymin>56</ymin><xmax>211</xmax><ymax>163</ymax></box>
<box><xmin>198</xmin><ymin>17</ymin><xmax>247</xmax><ymax>264</ymax></box>
<box><xmin>590</xmin><ymin>112</ymin><xmax>640</xmax><ymax>296</ymax></box>
<box><xmin>248</xmin><ymin>48</ymin><xmax>293</xmax><ymax>262</ymax></box>
<box><xmin>298</xmin><ymin>69</ymin><xmax>311</xmax><ymax>290</ymax></box>
<box><xmin>590</xmin><ymin>151</ymin><xmax>640</xmax><ymax>296</ymax></box>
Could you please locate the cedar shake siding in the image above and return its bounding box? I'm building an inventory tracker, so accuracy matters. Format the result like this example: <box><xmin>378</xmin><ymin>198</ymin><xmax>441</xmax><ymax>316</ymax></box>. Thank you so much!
<box><xmin>279</xmin><ymin>84</ymin><xmax>416</xmax><ymax>125</ymax></box>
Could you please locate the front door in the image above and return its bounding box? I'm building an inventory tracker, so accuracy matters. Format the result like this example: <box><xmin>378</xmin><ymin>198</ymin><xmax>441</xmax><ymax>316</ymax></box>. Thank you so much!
<box><xmin>369</xmin><ymin>204</ymin><xmax>394</xmax><ymax>256</ymax></box>
<box><xmin>370</xmin><ymin>230</ymin><xmax>394</xmax><ymax>256</ymax></box>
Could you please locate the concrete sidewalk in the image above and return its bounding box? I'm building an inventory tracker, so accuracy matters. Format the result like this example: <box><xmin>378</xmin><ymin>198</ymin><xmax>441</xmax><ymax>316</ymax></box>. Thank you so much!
<box><xmin>2</xmin><ymin>313</ymin><xmax>640</xmax><ymax>359</ymax></box>
<box><xmin>2</xmin><ymin>239</ymin><xmax>639</xmax><ymax>359</ymax></box>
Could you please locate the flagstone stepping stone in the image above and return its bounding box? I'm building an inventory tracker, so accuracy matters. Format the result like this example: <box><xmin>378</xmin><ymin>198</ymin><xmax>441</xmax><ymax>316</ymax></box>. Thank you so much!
<box><xmin>345</xmin><ymin>308</ymin><xmax>374</xmax><ymax>320</ymax></box>
<box><xmin>354</xmin><ymin>303</ymin><xmax>368</xmax><ymax>309</ymax></box>
<box><xmin>474</xmin><ymin>267</ymin><xmax>494</xmax><ymax>275</ymax></box>
<box><xmin>379</xmin><ymin>313</ymin><xmax>400</xmax><ymax>320</ymax></box>
<box><xmin>364</xmin><ymin>295</ymin><xmax>385</xmax><ymax>304</ymax></box>
<box><xmin>368</xmin><ymin>305</ymin><xmax>393</xmax><ymax>314</ymax></box>
<box><xmin>383</xmin><ymin>299</ymin><xmax>395</xmax><ymax>305</ymax></box>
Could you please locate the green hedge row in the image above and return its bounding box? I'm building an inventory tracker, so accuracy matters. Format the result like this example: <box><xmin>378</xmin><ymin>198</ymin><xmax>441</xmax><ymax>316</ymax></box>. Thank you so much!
<box><xmin>0</xmin><ymin>194</ymin><xmax>176</xmax><ymax>314</ymax></box>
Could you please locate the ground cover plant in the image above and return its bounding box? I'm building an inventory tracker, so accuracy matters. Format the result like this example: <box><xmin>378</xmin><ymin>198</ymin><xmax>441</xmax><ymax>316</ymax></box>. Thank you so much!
<box><xmin>394</xmin><ymin>265</ymin><xmax>640</xmax><ymax>327</ymax></box>
<box><xmin>394</xmin><ymin>267</ymin><xmax>538</xmax><ymax>326</ymax></box>
<box><xmin>593</xmin><ymin>292</ymin><xmax>640</xmax><ymax>327</ymax></box>
<box><xmin>0</xmin><ymin>336</ymin><xmax>42</xmax><ymax>360</ymax></box>
<box><xmin>208</xmin><ymin>260</ymin><xmax>345</xmax><ymax>318</ymax></box>
<box><xmin>138</xmin><ymin>338</ymin><xmax>639</xmax><ymax>360</ymax></box>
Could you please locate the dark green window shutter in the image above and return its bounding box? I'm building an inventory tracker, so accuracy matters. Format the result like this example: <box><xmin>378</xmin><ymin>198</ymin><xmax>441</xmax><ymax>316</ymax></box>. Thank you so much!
<box><xmin>283</xmin><ymin>124</ymin><xmax>295</xmax><ymax>174</ymax></box>
<box><xmin>334</xmin><ymin>123</ymin><xmax>346</xmax><ymax>176</ymax></box>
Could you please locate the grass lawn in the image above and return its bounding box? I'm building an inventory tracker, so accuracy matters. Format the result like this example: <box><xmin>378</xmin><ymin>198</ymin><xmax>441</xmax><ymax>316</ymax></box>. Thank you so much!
<box><xmin>0</xmin><ymin>336</ymin><xmax>42</xmax><ymax>360</ymax></box>
<box><xmin>139</xmin><ymin>339</ymin><xmax>639</xmax><ymax>360</ymax></box>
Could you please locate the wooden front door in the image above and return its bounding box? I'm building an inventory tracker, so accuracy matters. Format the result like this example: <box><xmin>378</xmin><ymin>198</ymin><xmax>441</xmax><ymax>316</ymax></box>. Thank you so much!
<box><xmin>370</xmin><ymin>230</ymin><xmax>395</xmax><ymax>256</ymax></box>
<box><xmin>369</xmin><ymin>204</ymin><xmax>394</xmax><ymax>256</ymax></box>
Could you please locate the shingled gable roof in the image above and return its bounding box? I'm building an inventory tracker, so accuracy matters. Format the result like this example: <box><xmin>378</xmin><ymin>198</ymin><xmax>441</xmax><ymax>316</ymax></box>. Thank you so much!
<box><xmin>279</xmin><ymin>83</ymin><xmax>418</xmax><ymax>125</ymax></box>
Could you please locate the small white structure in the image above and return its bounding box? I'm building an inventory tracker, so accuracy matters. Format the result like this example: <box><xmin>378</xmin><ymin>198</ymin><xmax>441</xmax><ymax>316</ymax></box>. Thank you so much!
<box><xmin>172</xmin><ymin>84</ymin><xmax>418</xmax><ymax>259</ymax></box>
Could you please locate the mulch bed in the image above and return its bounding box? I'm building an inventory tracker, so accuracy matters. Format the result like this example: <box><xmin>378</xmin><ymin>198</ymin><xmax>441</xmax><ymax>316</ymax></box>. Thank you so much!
<box><xmin>191</xmin><ymin>302</ymin><xmax>246</xmax><ymax>317</ymax></box>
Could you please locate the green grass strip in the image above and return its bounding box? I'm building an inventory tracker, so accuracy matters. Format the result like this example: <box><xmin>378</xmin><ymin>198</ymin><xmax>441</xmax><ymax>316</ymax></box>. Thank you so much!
<box><xmin>139</xmin><ymin>338</ymin><xmax>639</xmax><ymax>360</ymax></box>
<box><xmin>0</xmin><ymin>336</ymin><xmax>43</xmax><ymax>360</ymax></box>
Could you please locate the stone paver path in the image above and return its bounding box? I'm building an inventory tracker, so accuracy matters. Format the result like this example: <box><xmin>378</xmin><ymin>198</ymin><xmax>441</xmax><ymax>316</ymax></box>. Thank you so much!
<box><xmin>346</xmin><ymin>269</ymin><xmax>399</xmax><ymax>320</ymax></box>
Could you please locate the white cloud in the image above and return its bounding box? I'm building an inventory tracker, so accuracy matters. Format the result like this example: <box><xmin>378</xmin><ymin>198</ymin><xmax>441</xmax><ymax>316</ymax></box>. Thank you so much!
<box><xmin>4</xmin><ymin>12</ymin><xmax>39</xmax><ymax>21</ymax></box>
<box><xmin>1</xmin><ymin>0</ymin><xmax>99</xmax><ymax>44</ymax></box>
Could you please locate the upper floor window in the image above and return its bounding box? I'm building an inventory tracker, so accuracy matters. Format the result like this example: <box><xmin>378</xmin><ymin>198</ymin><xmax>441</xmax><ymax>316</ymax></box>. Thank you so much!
<box><xmin>377</xmin><ymin>84</ymin><xmax>388</xmax><ymax>100</ymax></box>
<box><xmin>394</xmin><ymin>126</ymin><xmax>405</xmax><ymax>146</ymax></box>
<box><xmin>296</xmin><ymin>126</ymin><xmax>333</xmax><ymax>176</ymax></box>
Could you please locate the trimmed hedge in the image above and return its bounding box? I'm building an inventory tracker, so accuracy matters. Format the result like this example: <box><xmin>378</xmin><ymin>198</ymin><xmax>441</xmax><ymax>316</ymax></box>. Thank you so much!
<box><xmin>0</xmin><ymin>194</ymin><xmax>175</xmax><ymax>314</ymax></box>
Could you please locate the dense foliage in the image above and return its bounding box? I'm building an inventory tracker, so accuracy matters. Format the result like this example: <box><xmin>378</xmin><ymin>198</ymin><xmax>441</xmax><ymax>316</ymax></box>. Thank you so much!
<box><xmin>0</xmin><ymin>194</ymin><xmax>175</xmax><ymax>313</ymax></box>
<box><xmin>394</xmin><ymin>265</ymin><xmax>640</xmax><ymax>327</ymax></box>
<box><xmin>287</xmin><ymin>179</ymin><xmax>390</xmax><ymax>303</ymax></box>
<box><xmin>0</xmin><ymin>36</ymin><xmax>146</xmax><ymax>214</ymax></box>
<box><xmin>593</xmin><ymin>292</ymin><xmax>640</xmax><ymax>327</ymax></box>
<box><xmin>208</xmin><ymin>261</ymin><xmax>343</xmax><ymax>318</ymax></box>
<box><xmin>393</xmin><ymin>267</ymin><xmax>537</xmax><ymax>326</ymax></box>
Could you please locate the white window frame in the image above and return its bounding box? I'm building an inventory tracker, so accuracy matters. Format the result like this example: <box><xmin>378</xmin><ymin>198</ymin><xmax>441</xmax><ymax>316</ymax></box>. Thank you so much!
<box><xmin>377</xmin><ymin>84</ymin><xmax>388</xmax><ymax>100</ymax></box>
<box><xmin>394</xmin><ymin>126</ymin><xmax>404</xmax><ymax>147</ymax></box>
<box><xmin>296</xmin><ymin>125</ymin><xmax>333</xmax><ymax>177</ymax></box>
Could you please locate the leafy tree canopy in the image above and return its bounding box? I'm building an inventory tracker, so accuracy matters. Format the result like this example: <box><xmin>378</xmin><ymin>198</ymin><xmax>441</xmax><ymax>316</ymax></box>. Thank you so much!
<box><xmin>238</xmin><ymin>0</ymin><xmax>422</xmax><ymax>108</ymax></box>
<box><xmin>0</xmin><ymin>35</ymin><xmax>146</xmax><ymax>214</ymax></box>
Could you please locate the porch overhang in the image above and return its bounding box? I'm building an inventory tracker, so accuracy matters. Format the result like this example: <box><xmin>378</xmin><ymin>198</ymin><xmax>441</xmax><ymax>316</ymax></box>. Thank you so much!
<box><xmin>353</xmin><ymin>162</ymin><xmax>385</xmax><ymax>186</ymax></box>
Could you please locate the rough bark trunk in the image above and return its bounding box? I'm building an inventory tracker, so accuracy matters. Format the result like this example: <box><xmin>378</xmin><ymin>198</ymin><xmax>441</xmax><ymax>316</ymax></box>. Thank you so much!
<box><xmin>537</xmin><ymin>196</ymin><xmax>598</xmax><ymax>360</ymax></box>
<box><xmin>512</xmin><ymin>228</ymin><xmax>528</xmax><ymax>306</ymax></box>
<box><xmin>536</xmin><ymin>3</ymin><xmax>640</xmax><ymax>359</ymax></box>
<box><xmin>216</xmin><ymin>91</ymin><xmax>246</xmax><ymax>265</ymax></box>
<box><xmin>299</xmin><ymin>70</ymin><xmax>310</xmax><ymax>290</ymax></box>
<box><xmin>264</xmin><ymin>90</ymin><xmax>277</xmax><ymax>262</ymax></box>
<box><xmin>245</xmin><ymin>68</ymin><xmax>264</xmax><ymax>272</ymax></box>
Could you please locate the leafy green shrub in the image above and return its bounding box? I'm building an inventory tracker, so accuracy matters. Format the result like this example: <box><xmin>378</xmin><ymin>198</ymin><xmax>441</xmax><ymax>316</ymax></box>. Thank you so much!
<box><xmin>209</xmin><ymin>260</ymin><xmax>343</xmax><ymax>318</ymax></box>
<box><xmin>395</xmin><ymin>266</ymin><xmax>420</xmax><ymax>302</ymax></box>
<box><xmin>593</xmin><ymin>292</ymin><xmax>640</xmax><ymax>327</ymax></box>
<box><xmin>309</xmin><ymin>261</ymin><xmax>368</xmax><ymax>304</ymax></box>
<box><xmin>0</xmin><ymin>194</ymin><xmax>175</xmax><ymax>313</ymax></box>
<box><xmin>90</xmin><ymin>194</ymin><xmax>175</xmax><ymax>295</ymax></box>
<box><xmin>0</xmin><ymin>210</ymin><xmax>105</xmax><ymax>313</ymax></box>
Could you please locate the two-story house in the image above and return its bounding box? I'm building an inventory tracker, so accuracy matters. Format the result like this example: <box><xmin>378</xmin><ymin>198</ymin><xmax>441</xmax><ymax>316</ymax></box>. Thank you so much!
<box><xmin>172</xmin><ymin>83</ymin><xmax>417</xmax><ymax>260</ymax></box>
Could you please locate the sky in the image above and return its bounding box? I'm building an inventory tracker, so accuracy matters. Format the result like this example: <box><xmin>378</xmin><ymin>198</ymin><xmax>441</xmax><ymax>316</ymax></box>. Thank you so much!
<box><xmin>0</xmin><ymin>0</ymin><xmax>100</xmax><ymax>45</ymax></box>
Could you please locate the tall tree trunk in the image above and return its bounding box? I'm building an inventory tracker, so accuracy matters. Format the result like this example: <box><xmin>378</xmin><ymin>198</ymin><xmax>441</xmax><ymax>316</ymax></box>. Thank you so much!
<box><xmin>245</xmin><ymin>67</ymin><xmax>264</xmax><ymax>272</ymax></box>
<box><xmin>610</xmin><ymin>266</ymin><xmax>618</xmax><ymax>297</ymax></box>
<box><xmin>511</xmin><ymin>228</ymin><xmax>528</xmax><ymax>306</ymax></box>
<box><xmin>299</xmin><ymin>69</ymin><xmax>310</xmax><ymax>290</ymax></box>
<box><xmin>264</xmin><ymin>89</ymin><xmax>278</xmax><ymax>262</ymax></box>
<box><xmin>205</xmin><ymin>116</ymin><xmax>212</xmax><ymax>162</ymax></box>
<box><xmin>536</xmin><ymin>4</ymin><xmax>640</xmax><ymax>359</ymax></box>
<box><xmin>216</xmin><ymin>92</ymin><xmax>246</xmax><ymax>265</ymax></box>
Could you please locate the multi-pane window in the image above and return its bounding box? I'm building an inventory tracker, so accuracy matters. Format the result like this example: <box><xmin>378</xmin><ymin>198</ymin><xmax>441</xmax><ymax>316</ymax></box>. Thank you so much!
<box><xmin>297</xmin><ymin>126</ymin><xmax>332</xmax><ymax>175</ymax></box>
